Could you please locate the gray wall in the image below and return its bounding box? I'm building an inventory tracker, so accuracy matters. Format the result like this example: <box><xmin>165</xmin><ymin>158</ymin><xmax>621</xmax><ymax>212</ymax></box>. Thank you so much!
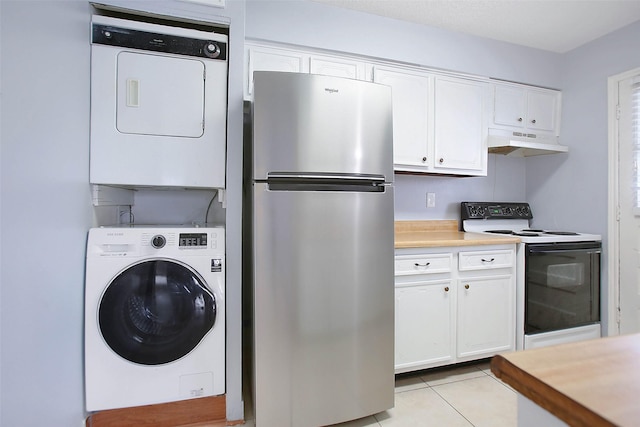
<box><xmin>527</xmin><ymin>20</ymin><xmax>640</xmax><ymax>334</ymax></box>
<box><xmin>0</xmin><ymin>0</ymin><xmax>245</xmax><ymax>425</ymax></box>
<box><xmin>2</xmin><ymin>0</ymin><xmax>638</xmax><ymax>425</ymax></box>
<box><xmin>244</xmin><ymin>0</ymin><xmax>560</xmax><ymax>219</ymax></box>
<box><xmin>2</xmin><ymin>3</ymin><xmax>93</xmax><ymax>426</ymax></box>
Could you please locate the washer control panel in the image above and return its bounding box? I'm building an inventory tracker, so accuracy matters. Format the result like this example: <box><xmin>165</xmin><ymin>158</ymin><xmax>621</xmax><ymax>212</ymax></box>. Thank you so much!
<box><xmin>461</xmin><ymin>202</ymin><xmax>532</xmax><ymax>220</ymax></box>
<box><xmin>179</xmin><ymin>233</ymin><xmax>208</xmax><ymax>248</ymax></box>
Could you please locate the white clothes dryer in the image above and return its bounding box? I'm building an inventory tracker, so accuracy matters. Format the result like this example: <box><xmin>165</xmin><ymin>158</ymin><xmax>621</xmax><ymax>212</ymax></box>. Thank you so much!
<box><xmin>85</xmin><ymin>226</ymin><xmax>225</xmax><ymax>412</ymax></box>
<box><xmin>90</xmin><ymin>15</ymin><xmax>228</xmax><ymax>189</ymax></box>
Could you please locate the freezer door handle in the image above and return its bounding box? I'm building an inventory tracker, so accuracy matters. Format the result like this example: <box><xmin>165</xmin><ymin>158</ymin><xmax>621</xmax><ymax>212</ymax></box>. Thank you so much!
<box><xmin>264</xmin><ymin>172</ymin><xmax>388</xmax><ymax>192</ymax></box>
<box><xmin>267</xmin><ymin>172</ymin><xmax>386</xmax><ymax>183</ymax></box>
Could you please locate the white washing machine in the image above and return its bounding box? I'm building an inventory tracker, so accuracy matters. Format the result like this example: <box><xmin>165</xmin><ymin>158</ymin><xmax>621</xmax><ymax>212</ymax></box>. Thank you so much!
<box><xmin>85</xmin><ymin>226</ymin><xmax>225</xmax><ymax>412</ymax></box>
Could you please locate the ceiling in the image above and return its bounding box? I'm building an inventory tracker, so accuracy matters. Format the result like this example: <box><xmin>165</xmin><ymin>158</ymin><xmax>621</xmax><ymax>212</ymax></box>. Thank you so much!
<box><xmin>311</xmin><ymin>0</ymin><xmax>640</xmax><ymax>53</ymax></box>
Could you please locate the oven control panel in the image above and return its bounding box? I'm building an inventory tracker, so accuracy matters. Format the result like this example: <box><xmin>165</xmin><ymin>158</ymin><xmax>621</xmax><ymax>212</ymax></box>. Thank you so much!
<box><xmin>461</xmin><ymin>202</ymin><xmax>533</xmax><ymax>220</ymax></box>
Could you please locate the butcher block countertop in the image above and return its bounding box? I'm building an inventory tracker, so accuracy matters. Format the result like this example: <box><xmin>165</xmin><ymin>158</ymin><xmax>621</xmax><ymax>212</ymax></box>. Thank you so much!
<box><xmin>395</xmin><ymin>220</ymin><xmax>521</xmax><ymax>248</ymax></box>
<box><xmin>491</xmin><ymin>334</ymin><xmax>640</xmax><ymax>427</ymax></box>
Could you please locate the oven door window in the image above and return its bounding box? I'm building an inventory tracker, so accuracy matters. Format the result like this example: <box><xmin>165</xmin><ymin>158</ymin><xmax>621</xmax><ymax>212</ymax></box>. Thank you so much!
<box><xmin>525</xmin><ymin>242</ymin><xmax>601</xmax><ymax>334</ymax></box>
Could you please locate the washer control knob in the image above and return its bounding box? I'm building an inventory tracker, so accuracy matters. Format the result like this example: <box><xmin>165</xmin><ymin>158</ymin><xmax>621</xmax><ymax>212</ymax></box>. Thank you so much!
<box><xmin>151</xmin><ymin>235</ymin><xmax>166</xmax><ymax>249</ymax></box>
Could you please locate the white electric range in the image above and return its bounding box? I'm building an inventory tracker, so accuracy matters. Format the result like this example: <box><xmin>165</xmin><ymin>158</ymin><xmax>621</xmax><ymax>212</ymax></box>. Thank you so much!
<box><xmin>461</xmin><ymin>202</ymin><xmax>602</xmax><ymax>350</ymax></box>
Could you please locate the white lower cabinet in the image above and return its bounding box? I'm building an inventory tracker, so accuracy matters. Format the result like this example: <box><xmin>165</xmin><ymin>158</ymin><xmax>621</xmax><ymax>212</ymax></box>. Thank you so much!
<box><xmin>395</xmin><ymin>245</ymin><xmax>515</xmax><ymax>373</ymax></box>
<box><xmin>457</xmin><ymin>275</ymin><xmax>514</xmax><ymax>359</ymax></box>
<box><xmin>395</xmin><ymin>279</ymin><xmax>454</xmax><ymax>372</ymax></box>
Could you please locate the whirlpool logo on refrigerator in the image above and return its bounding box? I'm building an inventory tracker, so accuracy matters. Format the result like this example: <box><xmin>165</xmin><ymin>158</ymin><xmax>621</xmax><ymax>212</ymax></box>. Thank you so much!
<box><xmin>324</xmin><ymin>88</ymin><xmax>339</xmax><ymax>94</ymax></box>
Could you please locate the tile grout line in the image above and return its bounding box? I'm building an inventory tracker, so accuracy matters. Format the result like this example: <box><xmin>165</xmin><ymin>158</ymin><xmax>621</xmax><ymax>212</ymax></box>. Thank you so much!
<box><xmin>429</xmin><ymin>383</ymin><xmax>477</xmax><ymax>427</ymax></box>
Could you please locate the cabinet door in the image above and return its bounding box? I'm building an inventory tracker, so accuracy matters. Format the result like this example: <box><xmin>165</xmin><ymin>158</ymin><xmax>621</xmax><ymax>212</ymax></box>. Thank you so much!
<box><xmin>433</xmin><ymin>77</ymin><xmax>487</xmax><ymax>175</ymax></box>
<box><xmin>526</xmin><ymin>89</ymin><xmax>559</xmax><ymax>133</ymax></box>
<box><xmin>310</xmin><ymin>55</ymin><xmax>365</xmax><ymax>80</ymax></box>
<box><xmin>373</xmin><ymin>67</ymin><xmax>432</xmax><ymax>170</ymax></box>
<box><xmin>493</xmin><ymin>85</ymin><xmax>527</xmax><ymax>128</ymax></box>
<box><xmin>457</xmin><ymin>275</ymin><xmax>514</xmax><ymax>359</ymax></box>
<box><xmin>395</xmin><ymin>280</ymin><xmax>454</xmax><ymax>372</ymax></box>
<box><xmin>245</xmin><ymin>45</ymin><xmax>309</xmax><ymax>99</ymax></box>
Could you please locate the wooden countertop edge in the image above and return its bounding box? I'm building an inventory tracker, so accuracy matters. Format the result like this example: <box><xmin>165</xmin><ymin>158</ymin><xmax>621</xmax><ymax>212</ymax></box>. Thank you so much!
<box><xmin>490</xmin><ymin>355</ymin><xmax>615</xmax><ymax>427</ymax></box>
<box><xmin>395</xmin><ymin>220</ymin><xmax>459</xmax><ymax>233</ymax></box>
<box><xmin>395</xmin><ymin>232</ymin><xmax>521</xmax><ymax>248</ymax></box>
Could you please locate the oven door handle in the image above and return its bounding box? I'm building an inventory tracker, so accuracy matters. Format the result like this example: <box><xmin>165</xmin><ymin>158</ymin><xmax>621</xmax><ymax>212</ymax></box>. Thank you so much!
<box><xmin>527</xmin><ymin>242</ymin><xmax>602</xmax><ymax>254</ymax></box>
<box><xmin>528</xmin><ymin>248</ymin><xmax>601</xmax><ymax>255</ymax></box>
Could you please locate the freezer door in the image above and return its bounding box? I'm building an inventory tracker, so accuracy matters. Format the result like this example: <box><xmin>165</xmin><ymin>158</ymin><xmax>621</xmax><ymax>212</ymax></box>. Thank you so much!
<box><xmin>253</xmin><ymin>72</ymin><xmax>393</xmax><ymax>181</ymax></box>
<box><xmin>252</xmin><ymin>183</ymin><xmax>395</xmax><ymax>427</ymax></box>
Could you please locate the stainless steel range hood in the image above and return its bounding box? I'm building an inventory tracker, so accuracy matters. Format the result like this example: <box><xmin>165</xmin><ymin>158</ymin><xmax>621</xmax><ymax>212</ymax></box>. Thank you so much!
<box><xmin>488</xmin><ymin>128</ymin><xmax>568</xmax><ymax>157</ymax></box>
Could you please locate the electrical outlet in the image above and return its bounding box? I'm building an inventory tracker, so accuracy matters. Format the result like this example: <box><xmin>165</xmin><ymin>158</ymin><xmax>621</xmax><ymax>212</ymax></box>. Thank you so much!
<box><xmin>427</xmin><ymin>192</ymin><xmax>436</xmax><ymax>208</ymax></box>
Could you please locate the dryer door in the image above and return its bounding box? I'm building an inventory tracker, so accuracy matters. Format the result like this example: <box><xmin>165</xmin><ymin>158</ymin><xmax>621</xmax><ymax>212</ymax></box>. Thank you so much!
<box><xmin>116</xmin><ymin>51</ymin><xmax>205</xmax><ymax>138</ymax></box>
<box><xmin>99</xmin><ymin>259</ymin><xmax>216</xmax><ymax>365</ymax></box>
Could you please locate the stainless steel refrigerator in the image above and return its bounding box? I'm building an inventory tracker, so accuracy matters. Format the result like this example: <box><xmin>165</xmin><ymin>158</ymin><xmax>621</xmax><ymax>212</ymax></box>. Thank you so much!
<box><xmin>250</xmin><ymin>71</ymin><xmax>395</xmax><ymax>427</ymax></box>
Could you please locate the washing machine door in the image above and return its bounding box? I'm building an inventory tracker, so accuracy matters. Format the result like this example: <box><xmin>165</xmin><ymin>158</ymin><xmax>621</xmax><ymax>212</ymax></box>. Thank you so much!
<box><xmin>99</xmin><ymin>259</ymin><xmax>216</xmax><ymax>365</ymax></box>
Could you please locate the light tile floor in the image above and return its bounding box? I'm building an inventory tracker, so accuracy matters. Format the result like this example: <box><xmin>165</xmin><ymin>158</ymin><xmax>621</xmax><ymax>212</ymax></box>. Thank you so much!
<box><xmin>243</xmin><ymin>360</ymin><xmax>517</xmax><ymax>427</ymax></box>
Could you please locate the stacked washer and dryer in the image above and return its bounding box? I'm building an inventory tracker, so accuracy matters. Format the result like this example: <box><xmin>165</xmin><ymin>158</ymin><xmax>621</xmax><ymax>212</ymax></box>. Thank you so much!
<box><xmin>85</xmin><ymin>15</ymin><xmax>228</xmax><ymax>412</ymax></box>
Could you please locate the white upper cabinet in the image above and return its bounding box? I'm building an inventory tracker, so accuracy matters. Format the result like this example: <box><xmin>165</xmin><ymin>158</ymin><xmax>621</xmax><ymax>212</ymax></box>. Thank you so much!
<box><xmin>493</xmin><ymin>83</ymin><xmax>560</xmax><ymax>135</ymax></box>
<box><xmin>244</xmin><ymin>45</ymin><xmax>309</xmax><ymax>99</ymax></box>
<box><xmin>309</xmin><ymin>54</ymin><xmax>367</xmax><ymax>81</ymax></box>
<box><xmin>245</xmin><ymin>43</ymin><xmax>369</xmax><ymax>99</ymax></box>
<box><xmin>433</xmin><ymin>76</ymin><xmax>488</xmax><ymax>176</ymax></box>
<box><xmin>245</xmin><ymin>41</ymin><xmax>561</xmax><ymax>170</ymax></box>
<box><xmin>373</xmin><ymin>65</ymin><xmax>433</xmax><ymax>172</ymax></box>
<box><xmin>375</xmin><ymin>68</ymin><xmax>489</xmax><ymax>176</ymax></box>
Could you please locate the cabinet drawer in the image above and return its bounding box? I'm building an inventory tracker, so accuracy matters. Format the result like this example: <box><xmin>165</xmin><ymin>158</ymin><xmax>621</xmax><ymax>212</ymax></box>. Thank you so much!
<box><xmin>458</xmin><ymin>250</ymin><xmax>513</xmax><ymax>271</ymax></box>
<box><xmin>395</xmin><ymin>253</ymin><xmax>452</xmax><ymax>276</ymax></box>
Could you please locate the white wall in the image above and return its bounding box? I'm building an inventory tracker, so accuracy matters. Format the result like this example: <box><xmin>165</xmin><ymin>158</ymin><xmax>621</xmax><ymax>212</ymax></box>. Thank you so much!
<box><xmin>0</xmin><ymin>0</ymin><xmax>246</xmax><ymax>425</ymax></box>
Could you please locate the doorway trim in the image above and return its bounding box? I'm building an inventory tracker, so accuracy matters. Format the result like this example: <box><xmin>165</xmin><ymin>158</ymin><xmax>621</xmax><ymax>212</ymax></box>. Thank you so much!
<box><xmin>607</xmin><ymin>66</ymin><xmax>640</xmax><ymax>337</ymax></box>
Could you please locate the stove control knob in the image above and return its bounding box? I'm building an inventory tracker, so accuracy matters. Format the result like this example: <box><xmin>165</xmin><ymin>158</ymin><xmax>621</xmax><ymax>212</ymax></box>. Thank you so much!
<box><xmin>151</xmin><ymin>235</ymin><xmax>166</xmax><ymax>249</ymax></box>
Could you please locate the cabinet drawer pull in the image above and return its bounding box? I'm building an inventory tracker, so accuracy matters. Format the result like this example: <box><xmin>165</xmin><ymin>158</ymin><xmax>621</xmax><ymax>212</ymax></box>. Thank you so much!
<box><xmin>481</xmin><ymin>258</ymin><xmax>495</xmax><ymax>263</ymax></box>
<box><xmin>414</xmin><ymin>262</ymin><xmax>431</xmax><ymax>267</ymax></box>
<box><xmin>464</xmin><ymin>284</ymin><xmax>470</xmax><ymax>289</ymax></box>
<box><xmin>444</xmin><ymin>286</ymin><xmax>449</xmax><ymax>292</ymax></box>
<box><xmin>531</xmin><ymin>119</ymin><xmax>537</xmax><ymax>124</ymax></box>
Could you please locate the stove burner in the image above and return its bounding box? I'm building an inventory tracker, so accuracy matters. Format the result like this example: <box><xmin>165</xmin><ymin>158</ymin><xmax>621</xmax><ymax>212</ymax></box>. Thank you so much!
<box><xmin>544</xmin><ymin>231</ymin><xmax>580</xmax><ymax>236</ymax></box>
<box><xmin>513</xmin><ymin>232</ymin><xmax>540</xmax><ymax>237</ymax></box>
<box><xmin>522</xmin><ymin>229</ymin><xmax>544</xmax><ymax>233</ymax></box>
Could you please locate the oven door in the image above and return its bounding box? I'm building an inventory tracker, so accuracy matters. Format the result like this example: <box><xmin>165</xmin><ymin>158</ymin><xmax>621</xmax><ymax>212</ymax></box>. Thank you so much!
<box><xmin>525</xmin><ymin>241</ymin><xmax>601</xmax><ymax>334</ymax></box>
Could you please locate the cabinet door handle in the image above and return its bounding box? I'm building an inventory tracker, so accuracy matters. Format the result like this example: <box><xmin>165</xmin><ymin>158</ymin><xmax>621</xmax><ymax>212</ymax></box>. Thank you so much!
<box><xmin>531</xmin><ymin>119</ymin><xmax>537</xmax><ymax>124</ymax></box>
<box><xmin>464</xmin><ymin>284</ymin><xmax>470</xmax><ymax>289</ymax></box>
<box><xmin>444</xmin><ymin>286</ymin><xmax>450</xmax><ymax>292</ymax></box>
<box><xmin>439</xmin><ymin>158</ymin><xmax>444</xmax><ymax>164</ymax></box>
<box><xmin>481</xmin><ymin>258</ymin><xmax>495</xmax><ymax>263</ymax></box>
<box><xmin>422</xmin><ymin>156</ymin><xmax>427</xmax><ymax>162</ymax></box>
<box><xmin>517</xmin><ymin>117</ymin><xmax>523</xmax><ymax>122</ymax></box>
<box><xmin>414</xmin><ymin>262</ymin><xmax>431</xmax><ymax>267</ymax></box>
